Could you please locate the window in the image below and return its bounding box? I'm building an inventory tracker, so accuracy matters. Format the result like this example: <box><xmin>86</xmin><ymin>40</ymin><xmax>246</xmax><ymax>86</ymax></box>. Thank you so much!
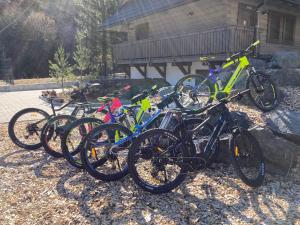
<box><xmin>135</xmin><ymin>23</ymin><xmax>149</xmax><ymax>40</ymax></box>
<box><xmin>237</xmin><ymin>3</ymin><xmax>257</xmax><ymax>27</ymax></box>
<box><xmin>268</xmin><ymin>12</ymin><xmax>296</xmax><ymax>44</ymax></box>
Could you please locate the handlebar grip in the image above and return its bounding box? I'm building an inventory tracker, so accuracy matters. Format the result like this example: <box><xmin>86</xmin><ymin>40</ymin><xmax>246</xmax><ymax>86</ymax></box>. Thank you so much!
<box><xmin>252</xmin><ymin>40</ymin><xmax>260</xmax><ymax>47</ymax></box>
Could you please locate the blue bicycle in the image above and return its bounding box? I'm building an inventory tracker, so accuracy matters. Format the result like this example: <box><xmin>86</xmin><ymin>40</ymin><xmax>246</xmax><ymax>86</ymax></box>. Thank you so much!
<box><xmin>79</xmin><ymin>101</ymin><xmax>165</xmax><ymax>181</ymax></box>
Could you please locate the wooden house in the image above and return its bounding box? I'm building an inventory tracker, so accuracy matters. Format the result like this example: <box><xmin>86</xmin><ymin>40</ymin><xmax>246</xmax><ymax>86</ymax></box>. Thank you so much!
<box><xmin>104</xmin><ymin>0</ymin><xmax>300</xmax><ymax>85</ymax></box>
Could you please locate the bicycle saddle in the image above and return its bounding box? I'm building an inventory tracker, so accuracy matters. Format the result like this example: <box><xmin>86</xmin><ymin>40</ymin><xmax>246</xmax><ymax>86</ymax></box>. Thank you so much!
<box><xmin>200</xmin><ymin>56</ymin><xmax>216</xmax><ymax>62</ymax></box>
<box><xmin>97</xmin><ymin>96</ymin><xmax>114</xmax><ymax>104</ymax></box>
<box><xmin>123</xmin><ymin>105</ymin><xmax>140</xmax><ymax>110</ymax></box>
<box><xmin>131</xmin><ymin>92</ymin><xmax>148</xmax><ymax>104</ymax></box>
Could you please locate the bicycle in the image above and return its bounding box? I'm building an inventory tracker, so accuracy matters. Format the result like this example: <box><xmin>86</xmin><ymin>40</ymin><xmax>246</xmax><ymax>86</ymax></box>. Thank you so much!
<box><xmin>128</xmin><ymin>89</ymin><xmax>265</xmax><ymax>194</ymax></box>
<box><xmin>60</xmin><ymin>86</ymin><xmax>159</xmax><ymax>168</ymax></box>
<box><xmin>8</xmin><ymin>83</ymin><xmax>101</xmax><ymax>150</ymax></box>
<box><xmin>174</xmin><ymin>40</ymin><xmax>278</xmax><ymax>112</ymax></box>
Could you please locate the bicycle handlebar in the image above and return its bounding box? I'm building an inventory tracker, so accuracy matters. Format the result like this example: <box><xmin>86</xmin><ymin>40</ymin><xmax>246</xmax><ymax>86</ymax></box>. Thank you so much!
<box><xmin>226</xmin><ymin>40</ymin><xmax>260</xmax><ymax>62</ymax></box>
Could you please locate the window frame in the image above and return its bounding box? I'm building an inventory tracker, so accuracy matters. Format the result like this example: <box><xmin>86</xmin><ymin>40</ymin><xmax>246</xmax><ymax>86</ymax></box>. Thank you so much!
<box><xmin>267</xmin><ymin>11</ymin><xmax>296</xmax><ymax>45</ymax></box>
<box><xmin>237</xmin><ymin>3</ymin><xmax>257</xmax><ymax>27</ymax></box>
<box><xmin>135</xmin><ymin>22</ymin><xmax>149</xmax><ymax>41</ymax></box>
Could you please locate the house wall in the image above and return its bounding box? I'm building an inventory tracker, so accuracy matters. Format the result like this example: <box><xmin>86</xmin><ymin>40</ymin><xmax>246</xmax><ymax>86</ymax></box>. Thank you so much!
<box><xmin>126</xmin><ymin>0</ymin><xmax>229</xmax><ymax>42</ymax></box>
<box><xmin>130</xmin><ymin>62</ymin><xmax>208</xmax><ymax>85</ymax></box>
<box><xmin>226</xmin><ymin>0</ymin><xmax>300</xmax><ymax>54</ymax></box>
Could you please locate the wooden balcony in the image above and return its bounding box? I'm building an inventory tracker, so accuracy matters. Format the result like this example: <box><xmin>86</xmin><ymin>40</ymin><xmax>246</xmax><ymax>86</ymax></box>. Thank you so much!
<box><xmin>113</xmin><ymin>26</ymin><xmax>255</xmax><ymax>64</ymax></box>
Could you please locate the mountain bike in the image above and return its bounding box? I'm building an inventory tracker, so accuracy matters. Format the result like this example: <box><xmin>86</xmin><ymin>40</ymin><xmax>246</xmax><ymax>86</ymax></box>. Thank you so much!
<box><xmin>61</xmin><ymin>86</ymin><xmax>160</xmax><ymax>168</ymax></box>
<box><xmin>174</xmin><ymin>41</ymin><xmax>278</xmax><ymax>112</ymax></box>
<box><xmin>128</xmin><ymin>89</ymin><xmax>265</xmax><ymax>194</ymax></box>
<box><xmin>8</xmin><ymin>83</ymin><xmax>101</xmax><ymax>150</ymax></box>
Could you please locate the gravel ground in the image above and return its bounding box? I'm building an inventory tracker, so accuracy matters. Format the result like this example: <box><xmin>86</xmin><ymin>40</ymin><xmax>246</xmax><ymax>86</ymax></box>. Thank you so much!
<box><xmin>0</xmin><ymin>123</ymin><xmax>299</xmax><ymax>225</ymax></box>
<box><xmin>1</xmin><ymin>86</ymin><xmax>300</xmax><ymax>225</ymax></box>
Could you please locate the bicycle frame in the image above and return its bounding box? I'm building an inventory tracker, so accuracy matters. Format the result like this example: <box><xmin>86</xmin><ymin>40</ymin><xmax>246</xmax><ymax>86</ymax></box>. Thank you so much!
<box><xmin>211</xmin><ymin>56</ymin><xmax>250</xmax><ymax>99</ymax></box>
<box><xmin>93</xmin><ymin>109</ymin><xmax>162</xmax><ymax>148</ymax></box>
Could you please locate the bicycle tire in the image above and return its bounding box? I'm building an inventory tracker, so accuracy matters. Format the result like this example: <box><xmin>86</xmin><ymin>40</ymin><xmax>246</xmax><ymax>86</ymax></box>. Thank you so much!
<box><xmin>229</xmin><ymin>127</ymin><xmax>265</xmax><ymax>187</ymax></box>
<box><xmin>81</xmin><ymin>123</ymin><xmax>133</xmax><ymax>181</ymax></box>
<box><xmin>61</xmin><ymin>117</ymin><xmax>103</xmax><ymax>169</ymax></box>
<box><xmin>246</xmin><ymin>72</ymin><xmax>278</xmax><ymax>112</ymax></box>
<box><xmin>8</xmin><ymin>108</ymin><xmax>50</xmax><ymax>150</ymax></box>
<box><xmin>40</xmin><ymin>115</ymin><xmax>77</xmax><ymax>158</ymax></box>
<box><xmin>174</xmin><ymin>74</ymin><xmax>214</xmax><ymax>109</ymax></box>
<box><xmin>128</xmin><ymin>128</ymin><xmax>188</xmax><ymax>194</ymax></box>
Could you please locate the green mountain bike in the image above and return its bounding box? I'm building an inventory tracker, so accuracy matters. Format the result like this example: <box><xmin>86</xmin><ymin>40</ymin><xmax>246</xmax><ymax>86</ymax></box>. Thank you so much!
<box><xmin>174</xmin><ymin>41</ymin><xmax>278</xmax><ymax>112</ymax></box>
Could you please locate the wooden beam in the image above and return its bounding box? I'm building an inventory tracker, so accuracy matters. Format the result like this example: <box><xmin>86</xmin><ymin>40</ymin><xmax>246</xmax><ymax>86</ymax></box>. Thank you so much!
<box><xmin>134</xmin><ymin>64</ymin><xmax>147</xmax><ymax>78</ymax></box>
<box><xmin>172</xmin><ymin>62</ymin><xmax>192</xmax><ymax>75</ymax></box>
<box><xmin>124</xmin><ymin>65</ymin><xmax>131</xmax><ymax>78</ymax></box>
<box><xmin>150</xmin><ymin>63</ymin><xmax>167</xmax><ymax>79</ymax></box>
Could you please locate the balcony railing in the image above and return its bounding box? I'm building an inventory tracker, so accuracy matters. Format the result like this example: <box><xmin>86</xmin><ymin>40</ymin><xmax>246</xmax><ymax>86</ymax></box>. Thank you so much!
<box><xmin>113</xmin><ymin>26</ymin><xmax>255</xmax><ymax>63</ymax></box>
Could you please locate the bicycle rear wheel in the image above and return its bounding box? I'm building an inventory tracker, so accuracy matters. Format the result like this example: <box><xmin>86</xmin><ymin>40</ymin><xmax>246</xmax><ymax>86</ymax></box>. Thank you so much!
<box><xmin>61</xmin><ymin>117</ymin><xmax>103</xmax><ymax>169</ymax></box>
<box><xmin>40</xmin><ymin>115</ymin><xmax>77</xmax><ymax>158</ymax></box>
<box><xmin>174</xmin><ymin>74</ymin><xmax>213</xmax><ymax>110</ymax></box>
<box><xmin>229</xmin><ymin>127</ymin><xmax>265</xmax><ymax>187</ymax></box>
<box><xmin>81</xmin><ymin>123</ymin><xmax>132</xmax><ymax>181</ymax></box>
<box><xmin>8</xmin><ymin>108</ymin><xmax>50</xmax><ymax>150</ymax></box>
<box><xmin>128</xmin><ymin>129</ymin><xmax>188</xmax><ymax>194</ymax></box>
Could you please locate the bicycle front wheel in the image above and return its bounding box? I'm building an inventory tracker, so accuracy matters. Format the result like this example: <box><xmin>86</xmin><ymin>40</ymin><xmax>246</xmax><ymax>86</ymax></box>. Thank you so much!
<box><xmin>174</xmin><ymin>74</ymin><xmax>214</xmax><ymax>110</ymax></box>
<box><xmin>247</xmin><ymin>73</ymin><xmax>278</xmax><ymax>112</ymax></box>
<box><xmin>229</xmin><ymin>127</ymin><xmax>265</xmax><ymax>187</ymax></box>
<box><xmin>81</xmin><ymin>123</ymin><xmax>132</xmax><ymax>181</ymax></box>
<box><xmin>61</xmin><ymin>117</ymin><xmax>103</xmax><ymax>169</ymax></box>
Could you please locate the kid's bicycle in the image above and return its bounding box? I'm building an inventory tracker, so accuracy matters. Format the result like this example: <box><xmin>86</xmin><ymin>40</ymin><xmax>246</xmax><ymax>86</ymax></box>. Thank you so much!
<box><xmin>174</xmin><ymin>41</ymin><xmax>278</xmax><ymax>112</ymax></box>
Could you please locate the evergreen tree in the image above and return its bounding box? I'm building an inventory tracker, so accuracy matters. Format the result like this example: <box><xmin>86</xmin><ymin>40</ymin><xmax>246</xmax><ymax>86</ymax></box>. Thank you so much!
<box><xmin>49</xmin><ymin>46</ymin><xmax>74</xmax><ymax>92</ymax></box>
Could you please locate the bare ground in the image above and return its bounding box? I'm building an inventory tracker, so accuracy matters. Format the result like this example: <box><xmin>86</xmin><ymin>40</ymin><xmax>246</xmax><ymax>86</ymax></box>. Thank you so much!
<box><xmin>0</xmin><ymin>123</ymin><xmax>299</xmax><ymax>225</ymax></box>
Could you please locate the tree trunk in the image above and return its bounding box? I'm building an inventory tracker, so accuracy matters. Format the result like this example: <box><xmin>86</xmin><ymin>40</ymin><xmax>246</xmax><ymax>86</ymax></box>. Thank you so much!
<box><xmin>101</xmin><ymin>0</ymin><xmax>108</xmax><ymax>77</ymax></box>
<box><xmin>61</xmin><ymin>77</ymin><xmax>64</xmax><ymax>93</ymax></box>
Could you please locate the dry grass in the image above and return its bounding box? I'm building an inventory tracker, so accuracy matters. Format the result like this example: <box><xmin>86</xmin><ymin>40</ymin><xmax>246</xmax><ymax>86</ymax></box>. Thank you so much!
<box><xmin>0</xmin><ymin>123</ymin><xmax>299</xmax><ymax>225</ymax></box>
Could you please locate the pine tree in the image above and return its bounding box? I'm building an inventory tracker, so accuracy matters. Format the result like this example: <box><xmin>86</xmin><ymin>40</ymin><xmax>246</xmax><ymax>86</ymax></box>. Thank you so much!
<box><xmin>49</xmin><ymin>46</ymin><xmax>74</xmax><ymax>92</ymax></box>
<box><xmin>73</xmin><ymin>33</ymin><xmax>91</xmax><ymax>82</ymax></box>
<box><xmin>74</xmin><ymin>0</ymin><xmax>120</xmax><ymax>78</ymax></box>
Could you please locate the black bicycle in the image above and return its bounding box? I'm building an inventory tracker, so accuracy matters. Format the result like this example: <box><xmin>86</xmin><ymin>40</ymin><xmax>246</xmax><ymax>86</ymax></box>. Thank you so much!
<box><xmin>128</xmin><ymin>89</ymin><xmax>265</xmax><ymax>194</ymax></box>
<box><xmin>8</xmin><ymin>83</ymin><xmax>100</xmax><ymax>150</ymax></box>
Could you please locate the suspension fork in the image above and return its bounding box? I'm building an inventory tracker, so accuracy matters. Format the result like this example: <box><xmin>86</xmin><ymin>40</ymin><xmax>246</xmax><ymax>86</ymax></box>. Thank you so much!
<box><xmin>248</xmin><ymin>67</ymin><xmax>265</xmax><ymax>93</ymax></box>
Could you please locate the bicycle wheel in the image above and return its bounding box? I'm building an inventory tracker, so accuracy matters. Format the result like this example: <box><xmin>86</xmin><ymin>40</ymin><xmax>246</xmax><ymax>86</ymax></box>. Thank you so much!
<box><xmin>174</xmin><ymin>74</ymin><xmax>214</xmax><ymax>109</ymax></box>
<box><xmin>247</xmin><ymin>73</ymin><xmax>278</xmax><ymax>112</ymax></box>
<box><xmin>8</xmin><ymin>108</ymin><xmax>50</xmax><ymax>150</ymax></box>
<box><xmin>128</xmin><ymin>129</ymin><xmax>188</xmax><ymax>194</ymax></box>
<box><xmin>81</xmin><ymin>123</ymin><xmax>133</xmax><ymax>181</ymax></box>
<box><xmin>61</xmin><ymin>117</ymin><xmax>103</xmax><ymax>169</ymax></box>
<box><xmin>40</xmin><ymin>115</ymin><xmax>77</xmax><ymax>158</ymax></box>
<box><xmin>229</xmin><ymin>127</ymin><xmax>265</xmax><ymax>187</ymax></box>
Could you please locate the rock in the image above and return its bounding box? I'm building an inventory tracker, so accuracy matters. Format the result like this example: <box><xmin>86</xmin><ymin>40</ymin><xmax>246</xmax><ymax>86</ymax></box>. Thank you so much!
<box><xmin>216</xmin><ymin>127</ymin><xmax>299</xmax><ymax>175</ymax></box>
<box><xmin>250</xmin><ymin>127</ymin><xmax>299</xmax><ymax>175</ymax></box>
<box><xmin>265</xmin><ymin>109</ymin><xmax>300</xmax><ymax>145</ymax></box>
<box><xmin>271</xmin><ymin>51</ymin><xmax>300</xmax><ymax>69</ymax></box>
<box><xmin>267</xmin><ymin>68</ymin><xmax>300</xmax><ymax>87</ymax></box>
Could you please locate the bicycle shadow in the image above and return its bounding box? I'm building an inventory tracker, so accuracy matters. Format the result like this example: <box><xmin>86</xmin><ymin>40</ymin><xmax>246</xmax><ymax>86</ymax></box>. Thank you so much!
<box><xmin>54</xmin><ymin>162</ymin><xmax>292</xmax><ymax>224</ymax></box>
<box><xmin>1</xmin><ymin>147</ymin><xmax>297</xmax><ymax>224</ymax></box>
